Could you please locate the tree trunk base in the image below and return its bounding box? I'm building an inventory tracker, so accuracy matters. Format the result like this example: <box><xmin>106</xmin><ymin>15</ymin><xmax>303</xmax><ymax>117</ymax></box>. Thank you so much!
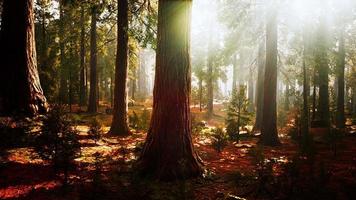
<box><xmin>138</xmin><ymin>132</ymin><xmax>204</xmax><ymax>181</ymax></box>
<box><xmin>107</xmin><ymin>124</ymin><xmax>131</xmax><ymax>136</ymax></box>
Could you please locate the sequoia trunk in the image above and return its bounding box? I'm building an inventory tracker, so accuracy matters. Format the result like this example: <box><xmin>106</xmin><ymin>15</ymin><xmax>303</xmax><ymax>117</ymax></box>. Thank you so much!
<box><xmin>0</xmin><ymin>0</ymin><xmax>47</xmax><ymax>116</ymax></box>
<box><xmin>88</xmin><ymin>6</ymin><xmax>98</xmax><ymax>113</ymax></box>
<box><xmin>260</xmin><ymin>9</ymin><xmax>280</xmax><ymax>146</ymax></box>
<box><xmin>139</xmin><ymin>0</ymin><xmax>203</xmax><ymax>180</ymax></box>
<box><xmin>108</xmin><ymin>0</ymin><xmax>130</xmax><ymax>135</ymax></box>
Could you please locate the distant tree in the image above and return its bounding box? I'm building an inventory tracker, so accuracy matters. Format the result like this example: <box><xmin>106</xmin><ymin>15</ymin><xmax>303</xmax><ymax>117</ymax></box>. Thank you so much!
<box><xmin>79</xmin><ymin>4</ymin><xmax>87</xmax><ymax>107</ymax></box>
<box><xmin>315</xmin><ymin>18</ymin><xmax>330</xmax><ymax>128</ymax></box>
<box><xmin>206</xmin><ymin>29</ymin><xmax>214</xmax><ymax>118</ymax></box>
<box><xmin>254</xmin><ymin>42</ymin><xmax>265</xmax><ymax>132</ymax></box>
<box><xmin>139</xmin><ymin>0</ymin><xmax>202</xmax><ymax>180</ymax></box>
<box><xmin>0</xmin><ymin>0</ymin><xmax>47</xmax><ymax>116</ymax></box>
<box><xmin>88</xmin><ymin>5</ymin><xmax>98</xmax><ymax>113</ymax></box>
<box><xmin>336</xmin><ymin>29</ymin><xmax>346</xmax><ymax>129</ymax></box>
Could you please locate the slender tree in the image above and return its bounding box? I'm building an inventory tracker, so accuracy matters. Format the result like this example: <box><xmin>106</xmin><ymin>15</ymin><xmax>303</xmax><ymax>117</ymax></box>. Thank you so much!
<box><xmin>260</xmin><ymin>8</ymin><xmax>280</xmax><ymax>146</ymax></box>
<box><xmin>139</xmin><ymin>0</ymin><xmax>203</xmax><ymax>180</ymax></box>
<box><xmin>0</xmin><ymin>0</ymin><xmax>47</xmax><ymax>116</ymax></box>
<box><xmin>88</xmin><ymin>5</ymin><xmax>98</xmax><ymax>113</ymax></box>
<box><xmin>206</xmin><ymin>29</ymin><xmax>214</xmax><ymax>118</ymax></box>
<box><xmin>108</xmin><ymin>0</ymin><xmax>130</xmax><ymax>135</ymax></box>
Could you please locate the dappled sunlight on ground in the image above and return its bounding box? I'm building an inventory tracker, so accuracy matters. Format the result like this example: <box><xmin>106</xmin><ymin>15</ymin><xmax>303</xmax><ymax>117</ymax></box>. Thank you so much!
<box><xmin>1</xmin><ymin>109</ymin><xmax>356</xmax><ymax>199</ymax></box>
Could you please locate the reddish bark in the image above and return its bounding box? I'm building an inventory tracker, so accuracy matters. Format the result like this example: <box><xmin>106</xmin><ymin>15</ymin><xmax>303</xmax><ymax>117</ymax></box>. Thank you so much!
<box><xmin>260</xmin><ymin>9</ymin><xmax>280</xmax><ymax>146</ymax></box>
<box><xmin>88</xmin><ymin>6</ymin><xmax>98</xmax><ymax>113</ymax></box>
<box><xmin>108</xmin><ymin>0</ymin><xmax>130</xmax><ymax>135</ymax></box>
<box><xmin>139</xmin><ymin>0</ymin><xmax>203</xmax><ymax>180</ymax></box>
<box><xmin>0</xmin><ymin>0</ymin><xmax>47</xmax><ymax>116</ymax></box>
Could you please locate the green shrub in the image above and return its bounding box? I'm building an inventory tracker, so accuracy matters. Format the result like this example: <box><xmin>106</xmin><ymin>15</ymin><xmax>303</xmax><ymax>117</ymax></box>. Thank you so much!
<box><xmin>129</xmin><ymin>108</ymin><xmax>151</xmax><ymax>131</ymax></box>
<box><xmin>129</xmin><ymin>111</ymin><xmax>140</xmax><ymax>129</ymax></box>
<box><xmin>226</xmin><ymin>86</ymin><xmax>252</xmax><ymax>142</ymax></box>
<box><xmin>88</xmin><ymin>118</ymin><xmax>103</xmax><ymax>144</ymax></box>
<box><xmin>35</xmin><ymin>105</ymin><xmax>81</xmax><ymax>186</ymax></box>
<box><xmin>211</xmin><ymin>127</ymin><xmax>228</xmax><ymax>153</ymax></box>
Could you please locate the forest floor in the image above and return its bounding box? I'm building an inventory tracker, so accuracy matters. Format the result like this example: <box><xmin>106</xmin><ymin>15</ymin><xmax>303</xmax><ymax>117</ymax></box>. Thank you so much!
<box><xmin>0</xmin><ymin>103</ymin><xmax>356</xmax><ymax>200</ymax></box>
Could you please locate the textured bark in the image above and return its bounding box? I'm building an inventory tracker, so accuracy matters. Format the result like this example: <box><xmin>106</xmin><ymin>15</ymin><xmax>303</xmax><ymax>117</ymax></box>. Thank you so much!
<box><xmin>336</xmin><ymin>30</ymin><xmax>345</xmax><ymax>128</ymax></box>
<box><xmin>139</xmin><ymin>0</ymin><xmax>203</xmax><ymax>180</ymax></box>
<box><xmin>79</xmin><ymin>5</ymin><xmax>87</xmax><ymax>107</ymax></box>
<box><xmin>260</xmin><ymin>9</ymin><xmax>280</xmax><ymax>146</ymax></box>
<box><xmin>88</xmin><ymin>6</ymin><xmax>98</xmax><ymax>113</ymax></box>
<box><xmin>254</xmin><ymin>42</ymin><xmax>265</xmax><ymax>132</ymax></box>
<box><xmin>316</xmin><ymin>19</ymin><xmax>330</xmax><ymax>127</ymax></box>
<box><xmin>108</xmin><ymin>0</ymin><xmax>130</xmax><ymax>135</ymax></box>
<box><xmin>0</xmin><ymin>0</ymin><xmax>47</xmax><ymax>116</ymax></box>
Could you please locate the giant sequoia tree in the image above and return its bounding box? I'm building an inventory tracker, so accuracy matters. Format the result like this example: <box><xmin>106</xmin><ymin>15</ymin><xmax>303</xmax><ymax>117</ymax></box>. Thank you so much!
<box><xmin>260</xmin><ymin>8</ymin><xmax>280</xmax><ymax>146</ymax></box>
<box><xmin>139</xmin><ymin>0</ymin><xmax>203</xmax><ymax>180</ymax></box>
<box><xmin>0</xmin><ymin>0</ymin><xmax>47</xmax><ymax>116</ymax></box>
<box><xmin>315</xmin><ymin>18</ymin><xmax>330</xmax><ymax>127</ymax></box>
<box><xmin>108</xmin><ymin>0</ymin><xmax>130</xmax><ymax>135</ymax></box>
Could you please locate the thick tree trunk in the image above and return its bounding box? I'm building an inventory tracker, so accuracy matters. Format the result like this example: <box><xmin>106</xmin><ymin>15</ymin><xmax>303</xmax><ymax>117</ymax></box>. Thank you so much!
<box><xmin>108</xmin><ymin>0</ymin><xmax>130</xmax><ymax>135</ymax></box>
<box><xmin>79</xmin><ymin>5</ymin><xmax>86</xmax><ymax>107</ymax></box>
<box><xmin>0</xmin><ymin>0</ymin><xmax>47</xmax><ymax>116</ymax></box>
<box><xmin>316</xmin><ymin>19</ymin><xmax>330</xmax><ymax>128</ymax></box>
<box><xmin>139</xmin><ymin>0</ymin><xmax>203</xmax><ymax>180</ymax></box>
<box><xmin>254</xmin><ymin>42</ymin><xmax>265</xmax><ymax>132</ymax></box>
<box><xmin>88</xmin><ymin>6</ymin><xmax>98</xmax><ymax>113</ymax></box>
<box><xmin>336</xmin><ymin>30</ymin><xmax>345</xmax><ymax>128</ymax></box>
<box><xmin>260</xmin><ymin>9</ymin><xmax>280</xmax><ymax>146</ymax></box>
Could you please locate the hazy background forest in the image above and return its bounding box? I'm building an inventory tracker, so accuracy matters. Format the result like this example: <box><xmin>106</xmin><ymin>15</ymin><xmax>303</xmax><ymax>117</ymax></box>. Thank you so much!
<box><xmin>0</xmin><ymin>0</ymin><xmax>356</xmax><ymax>199</ymax></box>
